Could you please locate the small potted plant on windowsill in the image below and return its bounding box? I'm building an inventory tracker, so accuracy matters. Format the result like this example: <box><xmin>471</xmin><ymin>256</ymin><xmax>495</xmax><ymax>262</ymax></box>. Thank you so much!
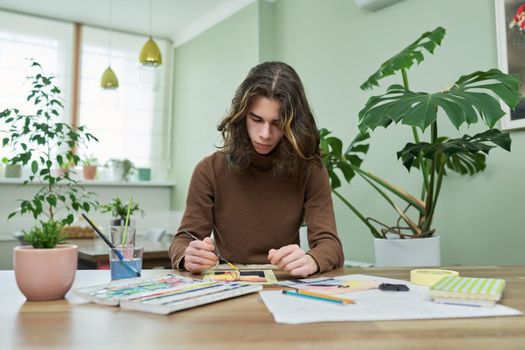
<box><xmin>105</xmin><ymin>158</ymin><xmax>136</xmax><ymax>182</ymax></box>
<box><xmin>4</xmin><ymin>163</ymin><xmax>22</xmax><ymax>178</ymax></box>
<box><xmin>82</xmin><ymin>154</ymin><xmax>99</xmax><ymax>180</ymax></box>
<box><xmin>321</xmin><ymin>27</ymin><xmax>520</xmax><ymax>266</ymax></box>
<box><xmin>100</xmin><ymin>197</ymin><xmax>145</xmax><ymax>226</ymax></box>
<box><xmin>0</xmin><ymin>60</ymin><xmax>99</xmax><ymax>300</ymax></box>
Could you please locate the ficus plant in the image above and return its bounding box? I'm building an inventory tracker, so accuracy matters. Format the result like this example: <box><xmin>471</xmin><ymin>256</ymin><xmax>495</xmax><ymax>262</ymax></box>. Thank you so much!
<box><xmin>0</xmin><ymin>60</ymin><xmax>99</xmax><ymax>248</ymax></box>
<box><xmin>321</xmin><ymin>27</ymin><xmax>521</xmax><ymax>239</ymax></box>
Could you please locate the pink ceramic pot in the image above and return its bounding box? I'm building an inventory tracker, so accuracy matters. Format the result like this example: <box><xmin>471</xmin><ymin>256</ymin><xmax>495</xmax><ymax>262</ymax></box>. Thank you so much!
<box><xmin>82</xmin><ymin>165</ymin><xmax>97</xmax><ymax>180</ymax></box>
<box><xmin>14</xmin><ymin>244</ymin><xmax>78</xmax><ymax>301</ymax></box>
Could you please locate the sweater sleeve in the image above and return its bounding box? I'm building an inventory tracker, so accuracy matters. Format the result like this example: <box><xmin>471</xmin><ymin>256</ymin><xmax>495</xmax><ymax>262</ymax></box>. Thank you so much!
<box><xmin>304</xmin><ymin>164</ymin><xmax>344</xmax><ymax>273</ymax></box>
<box><xmin>168</xmin><ymin>157</ymin><xmax>215</xmax><ymax>270</ymax></box>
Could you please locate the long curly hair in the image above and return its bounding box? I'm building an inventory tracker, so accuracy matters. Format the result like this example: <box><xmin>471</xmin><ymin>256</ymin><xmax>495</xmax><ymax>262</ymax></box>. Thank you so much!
<box><xmin>217</xmin><ymin>61</ymin><xmax>321</xmax><ymax>177</ymax></box>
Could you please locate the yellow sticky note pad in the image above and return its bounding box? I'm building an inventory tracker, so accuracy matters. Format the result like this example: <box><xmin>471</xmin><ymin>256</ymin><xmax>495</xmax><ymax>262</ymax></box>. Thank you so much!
<box><xmin>410</xmin><ymin>269</ymin><xmax>459</xmax><ymax>286</ymax></box>
<box><xmin>339</xmin><ymin>280</ymin><xmax>379</xmax><ymax>292</ymax></box>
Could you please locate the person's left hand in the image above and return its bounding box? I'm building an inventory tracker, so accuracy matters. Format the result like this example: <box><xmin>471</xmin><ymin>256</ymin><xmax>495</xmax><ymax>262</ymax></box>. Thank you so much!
<box><xmin>267</xmin><ymin>244</ymin><xmax>319</xmax><ymax>277</ymax></box>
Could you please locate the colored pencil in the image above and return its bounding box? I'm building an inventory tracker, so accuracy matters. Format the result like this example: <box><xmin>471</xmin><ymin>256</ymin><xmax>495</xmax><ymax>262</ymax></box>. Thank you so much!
<box><xmin>282</xmin><ymin>289</ymin><xmax>354</xmax><ymax>304</ymax></box>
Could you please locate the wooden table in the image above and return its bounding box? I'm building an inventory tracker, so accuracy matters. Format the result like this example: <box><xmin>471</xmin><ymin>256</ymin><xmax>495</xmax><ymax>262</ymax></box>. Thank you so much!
<box><xmin>68</xmin><ymin>238</ymin><xmax>172</xmax><ymax>269</ymax></box>
<box><xmin>2</xmin><ymin>266</ymin><xmax>525</xmax><ymax>350</ymax></box>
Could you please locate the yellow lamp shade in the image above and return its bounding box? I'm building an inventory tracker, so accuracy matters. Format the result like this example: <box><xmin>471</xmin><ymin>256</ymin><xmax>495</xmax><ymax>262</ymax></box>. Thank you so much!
<box><xmin>100</xmin><ymin>66</ymin><xmax>119</xmax><ymax>89</ymax></box>
<box><xmin>139</xmin><ymin>36</ymin><xmax>162</xmax><ymax>66</ymax></box>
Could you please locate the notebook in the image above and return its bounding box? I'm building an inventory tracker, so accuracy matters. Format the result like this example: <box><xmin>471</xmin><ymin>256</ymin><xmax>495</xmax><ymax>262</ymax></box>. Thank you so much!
<box><xmin>429</xmin><ymin>276</ymin><xmax>506</xmax><ymax>307</ymax></box>
<box><xmin>74</xmin><ymin>273</ymin><xmax>262</xmax><ymax>315</ymax></box>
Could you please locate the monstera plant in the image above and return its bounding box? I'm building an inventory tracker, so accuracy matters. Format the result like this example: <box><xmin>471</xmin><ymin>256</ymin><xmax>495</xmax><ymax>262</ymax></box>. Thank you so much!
<box><xmin>321</xmin><ymin>26</ymin><xmax>521</xmax><ymax>240</ymax></box>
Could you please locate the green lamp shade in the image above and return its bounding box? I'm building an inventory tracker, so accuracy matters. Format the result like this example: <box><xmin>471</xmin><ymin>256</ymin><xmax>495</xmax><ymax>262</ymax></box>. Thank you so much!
<box><xmin>139</xmin><ymin>36</ymin><xmax>162</xmax><ymax>66</ymax></box>
<box><xmin>100</xmin><ymin>66</ymin><xmax>119</xmax><ymax>89</ymax></box>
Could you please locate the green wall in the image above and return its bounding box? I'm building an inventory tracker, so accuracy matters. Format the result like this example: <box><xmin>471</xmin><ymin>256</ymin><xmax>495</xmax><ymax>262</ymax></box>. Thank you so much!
<box><xmin>171</xmin><ymin>3</ymin><xmax>260</xmax><ymax>209</ymax></box>
<box><xmin>171</xmin><ymin>0</ymin><xmax>525</xmax><ymax>265</ymax></box>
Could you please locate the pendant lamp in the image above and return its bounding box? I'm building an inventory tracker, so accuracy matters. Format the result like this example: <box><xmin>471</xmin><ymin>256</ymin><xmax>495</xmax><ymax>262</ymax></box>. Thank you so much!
<box><xmin>139</xmin><ymin>0</ymin><xmax>162</xmax><ymax>67</ymax></box>
<box><xmin>100</xmin><ymin>67</ymin><xmax>119</xmax><ymax>89</ymax></box>
<box><xmin>100</xmin><ymin>0</ymin><xmax>119</xmax><ymax>89</ymax></box>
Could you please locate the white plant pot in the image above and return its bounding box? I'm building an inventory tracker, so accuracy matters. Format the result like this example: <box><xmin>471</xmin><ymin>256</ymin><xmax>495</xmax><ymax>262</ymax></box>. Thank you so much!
<box><xmin>373</xmin><ymin>235</ymin><xmax>440</xmax><ymax>267</ymax></box>
<box><xmin>111</xmin><ymin>164</ymin><xmax>125</xmax><ymax>181</ymax></box>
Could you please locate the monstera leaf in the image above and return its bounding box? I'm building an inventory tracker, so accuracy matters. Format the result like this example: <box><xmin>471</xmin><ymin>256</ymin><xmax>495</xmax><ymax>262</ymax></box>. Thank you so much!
<box><xmin>394</xmin><ymin>135</ymin><xmax>488</xmax><ymax>176</ymax></box>
<box><xmin>396</xmin><ymin>129</ymin><xmax>511</xmax><ymax>174</ymax></box>
<box><xmin>360</xmin><ymin>27</ymin><xmax>446</xmax><ymax>90</ymax></box>
<box><xmin>320</xmin><ymin>128</ymin><xmax>370</xmax><ymax>189</ymax></box>
<box><xmin>358</xmin><ymin>69</ymin><xmax>521</xmax><ymax>133</ymax></box>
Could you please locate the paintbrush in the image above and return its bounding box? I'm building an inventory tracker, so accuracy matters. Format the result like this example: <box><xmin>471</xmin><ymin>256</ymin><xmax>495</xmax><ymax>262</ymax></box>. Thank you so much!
<box><xmin>82</xmin><ymin>213</ymin><xmax>140</xmax><ymax>277</ymax></box>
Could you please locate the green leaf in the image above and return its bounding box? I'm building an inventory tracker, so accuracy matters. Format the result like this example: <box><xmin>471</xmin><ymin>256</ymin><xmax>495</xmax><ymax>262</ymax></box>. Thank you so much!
<box><xmin>320</xmin><ymin>129</ymin><xmax>371</xmax><ymax>189</ymax></box>
<box><xmin>359</xmin><ymin>69</ymin><xmax>521</xmax><ymax>132</ymax></box>
<box><xmin>31</xmin><ymin>160</ymin><xmax>38</xmax><ymax>174</ymax></box>
<box><xmin>326</xmin><ymin>167</ymin><xmax>341</xmax><ymax>189</ymax></box>
<box><xmin>65</xmin><ymin>214</ymin><xmax>75</xmax><ymax>225</ymax></box>
<box><xmin>337</xmin><ymin>159</ymin><xmax>355</xmax><ymax>183</ymax></box>
<box><xmin>361</xmin><ymin>27</ymin><xmax>446</xmax><ymax>90</ymax></box>
<box><xmin>397</xmin><ymin>129</ymin><xmax>511</xmax><ymax>172</ymax></box>
<box><xmin>47</xmin><ymin>195</ymin><xmax>57</xmax><ymax>206</ymax></box>
<box><xmin>0</xmin><ymin>109</ymin><xmax>11</xmax><ymax>117</ymax></box>
<box><xmin>446</xmin><ymin>152</ymin><xmax>486</xmax><ymax>175</ymax></box>
<box><xmin>327</xmin><ymin>137</ymin><xmax>343</xmax><ymax>157</ymax></box>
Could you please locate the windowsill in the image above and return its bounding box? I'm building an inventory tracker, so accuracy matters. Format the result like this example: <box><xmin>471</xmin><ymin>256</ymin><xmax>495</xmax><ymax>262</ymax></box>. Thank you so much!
<box><xmin>0</xmin><ymin>178</ymin><xmax>176</xmax><ymax>187</ymax></box>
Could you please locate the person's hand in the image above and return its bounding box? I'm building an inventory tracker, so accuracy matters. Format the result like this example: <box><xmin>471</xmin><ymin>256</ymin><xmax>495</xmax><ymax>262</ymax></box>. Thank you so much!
<box><xmin>267</xmin><ymin>244</ymin><xmax>319</xmax><ymax>277</ymax></box>
<box><xmin>183</xmin><ymin>237</ymin><xmax>218</xmax><ymax>273</ymax></box>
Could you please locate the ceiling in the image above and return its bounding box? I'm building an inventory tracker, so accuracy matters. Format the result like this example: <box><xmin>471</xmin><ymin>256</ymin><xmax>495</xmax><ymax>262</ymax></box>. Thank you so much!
<box><xmin>0</xmin><ymin>0</ymin><xmax>255</xmax><ymax>46</ymax></box>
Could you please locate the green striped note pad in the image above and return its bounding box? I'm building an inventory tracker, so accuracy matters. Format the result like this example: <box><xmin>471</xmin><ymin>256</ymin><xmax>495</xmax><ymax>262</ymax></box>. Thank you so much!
<box><xmin>429</xmin><ymin>276</ymin><xmax>506</xmax><ymax>307</ymax></box>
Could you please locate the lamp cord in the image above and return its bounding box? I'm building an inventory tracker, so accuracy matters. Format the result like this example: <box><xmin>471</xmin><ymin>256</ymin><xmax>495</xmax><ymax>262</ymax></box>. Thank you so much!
<box><xmin>149</xmin><ymin>0</ymin><xmax>153</xmax><ymax>36</ymax></box>
<box><xmin>108</xmin><ymin>0</ymin><xmax>113</xmax><ymax>66</ymax></box>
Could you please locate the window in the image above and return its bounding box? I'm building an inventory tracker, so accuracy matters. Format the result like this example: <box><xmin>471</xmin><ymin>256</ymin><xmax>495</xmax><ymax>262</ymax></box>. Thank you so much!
<box><xmin>0</xmin><ymin>10</ymin><xmax>172</xmax><ymax>180</ymax></box>
<box><xmin>0</xmin><ymin>11</ymin><xmax>73</xmax><ymax>159</ymax></box>
<box><xmin>79</xmin><ymin>27</ymin><xmax>172</xmax><ymax>179</ymax></box>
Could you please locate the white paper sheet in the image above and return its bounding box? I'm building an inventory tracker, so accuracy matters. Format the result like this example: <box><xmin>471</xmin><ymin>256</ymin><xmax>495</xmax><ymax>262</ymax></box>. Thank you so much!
<box><xmin>260</xmin><ymin>274</ymin><xmax>522</xmax><ymax>324</ymax></box>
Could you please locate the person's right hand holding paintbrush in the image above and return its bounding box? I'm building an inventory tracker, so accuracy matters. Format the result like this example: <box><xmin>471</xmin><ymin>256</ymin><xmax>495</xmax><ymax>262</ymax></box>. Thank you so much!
<box><xmin>183</xmin><ymin>236</ymin><xmax>218</xmax><ymax>273</ymax></box>
<box><xmin>182</xmin><ymin>229</ymin><xmax>239</xmax><ymax>273</ymax></box>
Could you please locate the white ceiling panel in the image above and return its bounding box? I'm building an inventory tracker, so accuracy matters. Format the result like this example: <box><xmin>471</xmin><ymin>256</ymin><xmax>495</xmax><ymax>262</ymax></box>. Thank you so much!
<box><xmin>0</xmin><ymin>0</ymin><xmax>255</xmax><ymax>45</ymax></box>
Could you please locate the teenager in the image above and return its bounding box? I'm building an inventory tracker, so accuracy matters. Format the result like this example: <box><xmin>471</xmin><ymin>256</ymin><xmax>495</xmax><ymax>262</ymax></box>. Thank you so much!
<box><xmin>169</xmin><ymin>61</ymin><xmax>344</xmax><ymax>277</ymax></box>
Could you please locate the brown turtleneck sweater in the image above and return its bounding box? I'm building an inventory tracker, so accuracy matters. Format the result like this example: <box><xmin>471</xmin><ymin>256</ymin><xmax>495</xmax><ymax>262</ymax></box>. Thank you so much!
<box><xmin>169</xmin><ymin>151</ymin><xmax>344</xmax><ymax>273</ymax></box>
